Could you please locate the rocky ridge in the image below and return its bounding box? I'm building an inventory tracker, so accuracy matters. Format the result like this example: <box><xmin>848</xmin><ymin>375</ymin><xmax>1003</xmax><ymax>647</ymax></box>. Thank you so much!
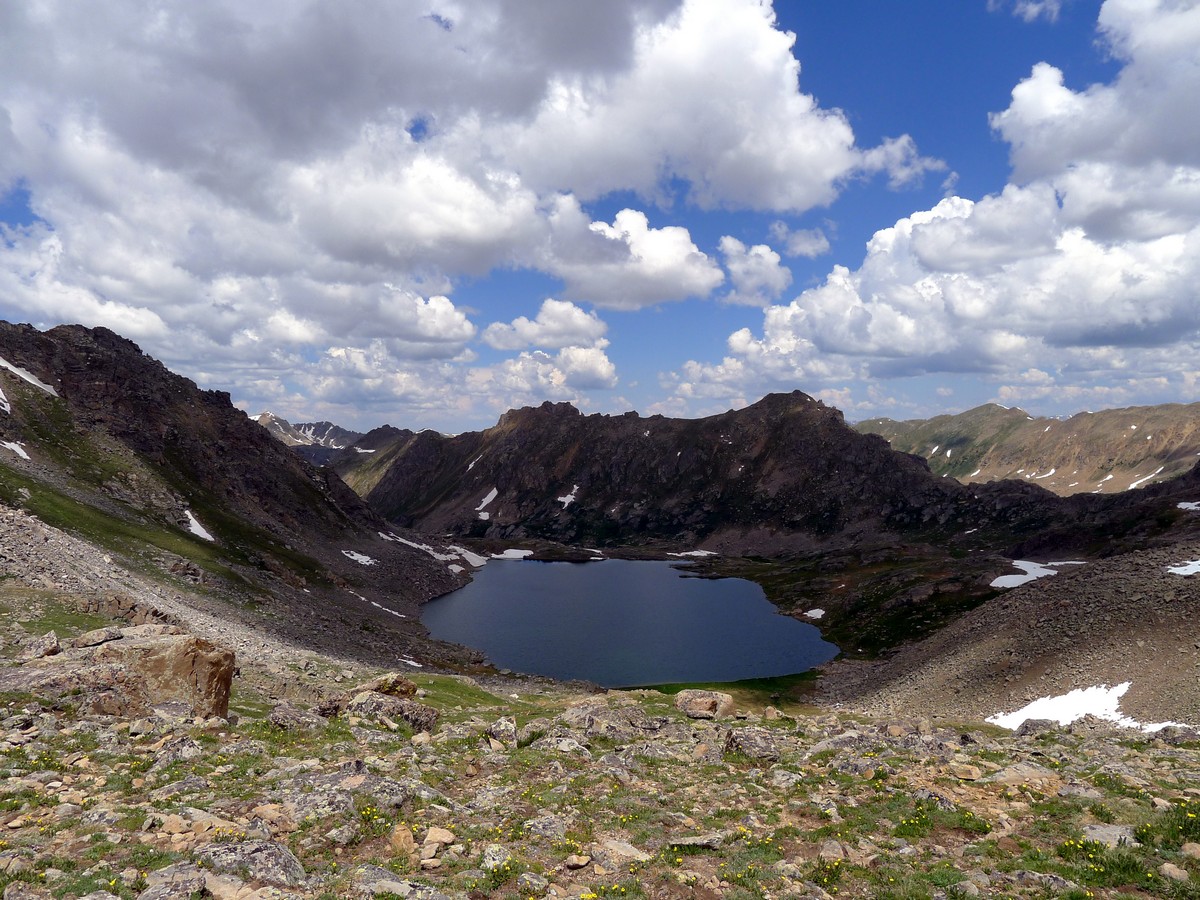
<box><xmin>253</xmin><ymin>415</ymin><xmax>364</xmax><ymax>467</ymax></box>
<box><xmin>0</xmin><ymin>322</ymin><xmax>483</xmax><ymax>671</ymax></box>
<box><xmin>856</xmin><ymin>402</ymin><xmax>1200</xmax><ymax>497</ymax></box>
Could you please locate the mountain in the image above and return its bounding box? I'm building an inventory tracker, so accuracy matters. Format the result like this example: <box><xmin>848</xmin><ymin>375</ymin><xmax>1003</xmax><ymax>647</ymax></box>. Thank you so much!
<box><xmin>329</xmin><ymin>391</ymin><xmax>1200</xmax><ymax>654</ymax></box>
<box><xmin>856</xmin><ymin>401</ymin><xmax>1200</xmax><ymax>496</ymax></box>
<box><xmin>0</xmin><ymin>321</ymin><xmax>476</xmax><ymax>668</ymax></box>
<box><xmin>330</xmin><ymin>391</ymin><xmax>1185</xmax><ymax>551</ymax></box>
<box><xmin>254</xmin><ymin>412</ymin><xmax>364</xmax><ymax>465</ymax></box>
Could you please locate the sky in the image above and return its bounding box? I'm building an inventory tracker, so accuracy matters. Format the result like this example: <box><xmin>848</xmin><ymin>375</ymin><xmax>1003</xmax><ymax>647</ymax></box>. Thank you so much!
<box><xmin>1</xmin><ymin>0</ymin><xmax>1198</xmax><ymax>433</ymax></box>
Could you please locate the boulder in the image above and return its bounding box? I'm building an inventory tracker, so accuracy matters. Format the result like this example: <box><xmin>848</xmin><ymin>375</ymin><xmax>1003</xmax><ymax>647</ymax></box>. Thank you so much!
<box><xmin>90</xmin><ymin>632</ymin><xmax>235</xmax><ymax>718</ymax></box>
<box><xmin>20</xmin><ymin>631</ymin><xmax>60</xmax><ymax>661</ymax></box>
<box><xmin>724</xmin><ymin>726</ymin><xmax>781</xmax><ymax>761</ymax></box>
<box><xmin>343</xmin><ymin>691</ymin><xmax>439</xmax><ymax>733</ymax></box>
<box><xmin>674</xmin><ymin>689</ymin><xmax>735</xmax><ymax>719</ymax></box>
<box><xmin>192</xmin><ymin>840</ymin><xmax>306</xmax><ymax>887</ymax></box>
<box><xmin>0</xmin><ymin>630</ymin><xmax>235</xmax><ymax>719</ymax></box>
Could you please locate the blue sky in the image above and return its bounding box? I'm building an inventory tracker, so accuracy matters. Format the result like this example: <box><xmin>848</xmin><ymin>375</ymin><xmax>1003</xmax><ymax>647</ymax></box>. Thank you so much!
<box><xmin>1</xmin><ymin>0</ymin><xmax>1198</xmax><ymax>432</ymax></box>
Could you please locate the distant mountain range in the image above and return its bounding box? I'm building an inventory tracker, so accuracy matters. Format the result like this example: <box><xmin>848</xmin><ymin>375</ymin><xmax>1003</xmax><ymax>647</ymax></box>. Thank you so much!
<box><xmin>855</xmin><ymin>402</ymin><xmax>1200</xmax><ymax>496</ymax></box>
<box><xmin>253</xmin><ymin>412</ymin><xmax>364</xmax><ymax>465</ymax></box>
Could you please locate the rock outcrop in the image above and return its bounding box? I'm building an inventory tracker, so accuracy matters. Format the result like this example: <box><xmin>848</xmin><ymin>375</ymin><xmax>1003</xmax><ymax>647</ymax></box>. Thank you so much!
<box><xmin>2</xmin><ymin>625</ymin><xmax>235</xmax><ymax>718</ymax></box>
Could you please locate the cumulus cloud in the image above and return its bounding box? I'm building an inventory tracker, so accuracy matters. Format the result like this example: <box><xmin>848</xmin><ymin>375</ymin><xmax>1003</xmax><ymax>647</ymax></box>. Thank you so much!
<box><xmin>469</xmin><ymin>346</ymin><xmax>618</xmax><ymax>404</ymax></box>
<box><xmin>497</xmin><ymin>0</ymin><xmax>929</xmax><ymax>210</ymax></box>
<box><xmin>483</xmin><ymin>299</ymin><xmax>607</xmax><ymax>350</ymax></box>
<box><xmin>0</xmin><ymin>0</ymin><xmax>935</xmax><ymax>428</ymax></box>
<box><xmin>718</xmin><ymin>236</ymin><xmax>792</xmax><ymax>307</ymax></box>
<box><xmin>769</xmin><ymin>222</ymin><xmax>831</xmax><ymax>258</ymax></box>
<box><xmin>545</xmin><ymin>202</ymin><xmax>724</xmax><ymax>309</ymax></box>
<box><xmin>668</xmin><ymin>0</ymin><xmax>1200</xmax><ymax>417</ymax></box>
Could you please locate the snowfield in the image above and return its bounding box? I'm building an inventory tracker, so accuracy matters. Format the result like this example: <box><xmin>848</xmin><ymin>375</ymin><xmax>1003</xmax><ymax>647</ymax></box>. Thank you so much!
<box><xmin>341</xmin><ymin>550</ymin><xmax>377</xmax><ymax>566</ymax></box>
<box><xmin>184</xmin><ymin>510</ymin><xmax>215</xmax><ymax>541</ymax></box>
<box><xmin>988</xmin><ymin>682</ymin><xmax>1192</xmax><ymax>733</ymax></box>
<box><xmin>0</xmin><ymin>356</ymin><xmax>58</xmax><ymax>396</ymax></box>
<box><xmin>1</xmin><ymin>440</ymin><xmax>30</xmax><ymax>461</ymax></box>
<box><xmin>989</xmin><ymin>559</ymin><xmax>1085</xmax><ymax>589</ymax></box>
<box><xmin>476</xmin><ymin>487</ymin><xmax>498</xmax><ymax>520</ymax></box>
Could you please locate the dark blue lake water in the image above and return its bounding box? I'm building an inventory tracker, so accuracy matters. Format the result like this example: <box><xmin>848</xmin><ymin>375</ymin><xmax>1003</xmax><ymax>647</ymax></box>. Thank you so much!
<box><xmin>420</xmin><ymin>559</ymin><xmax>838</xmax><ymax>687</ymax></box>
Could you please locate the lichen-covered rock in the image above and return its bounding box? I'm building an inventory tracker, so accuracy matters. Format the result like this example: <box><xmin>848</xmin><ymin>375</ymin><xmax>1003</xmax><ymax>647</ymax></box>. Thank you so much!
<box><xmin>674</xmin><ymin>689</ymin><xmax>734</xmax><ymax>720</ymax></box>
<box><xmin>192</xmin><ymin>840</ymin><xmax>306</xmax><ymax>887</ymax></box>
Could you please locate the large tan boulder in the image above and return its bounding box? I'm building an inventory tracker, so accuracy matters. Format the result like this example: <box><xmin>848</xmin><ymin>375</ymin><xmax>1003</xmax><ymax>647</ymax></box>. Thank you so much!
<box><xmin>0</xmin><ymin>627</ymin><xmax>235</xmax><ymax>719</ymax></box>
<box><xmin>90</xmin><ymin>632</ymin><xmax>235</xmax><ymax>718</ymax></box>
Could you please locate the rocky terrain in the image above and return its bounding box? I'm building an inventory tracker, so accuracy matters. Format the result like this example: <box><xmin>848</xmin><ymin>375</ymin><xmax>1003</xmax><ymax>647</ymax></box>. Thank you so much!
<box><xmin>6</xmin><ymin>587</ymin><xmax>1200</xmax><ymax>900</ymax></box>
<box><xmin>328</xmin><ymin>394</ymin><xmax>1072</xmax><ymax>551</ymax></box>
<box><xmin>856</xmin><ymin>403</ymin><xmax>1200</xmax><ymax>496</ymax></box>
<box><xmin>0</xmin><ymin>323</ymin><xmax>481</xmax><ymax>670</ymax></box>
<box><xmin>7</xmin><ymin>319</ymin><xmax>1200</xmax><ymax>898</ymax></box>
<box><xmin>818</xmin><ymin>524</ymin><xmax>1200</xmax><ymax>727</ymax></box>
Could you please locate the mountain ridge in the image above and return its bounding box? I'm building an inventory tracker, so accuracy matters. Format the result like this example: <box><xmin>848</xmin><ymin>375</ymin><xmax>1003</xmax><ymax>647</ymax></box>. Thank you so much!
<box><xmin>856</xmin><ymin>401</ymin><xmax>1200</xmax><ymax>496</ymax></box>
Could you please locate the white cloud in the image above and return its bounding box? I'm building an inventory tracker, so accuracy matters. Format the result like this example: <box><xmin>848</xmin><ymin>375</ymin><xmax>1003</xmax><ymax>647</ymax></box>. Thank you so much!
<box><xmin>718</xmin><ymin>236</ymin><xmax>792</xmax><ymax>307</ymax></box>
<box><xmin>497</xmin><ymin>0</ymin><xmax>928</xmax><ymax>210</ymax></box>
<box><xmin>769</xmin><ymin>221</ymin><xmax>831</xmax><ymax>258</ymax></box>
<box><xmin>483</xmin><ymin>299</ymin><xmax>607</xmax><ymax>350</ymax></box>
<box><xmin>1</xmin><ymin>0</ymin><xmax>926</xmax><ymax>430</ymax></box>
<box><xmin>469</xmin><ymin>345</ymin><xmax>618</xmax><ymax>403</ymax></box>
<box><xmin>665</xmin><ymin>0</ymin><xmax>1200</xmax><ymax>418</ymax></box>
<box><xmin>545</xmin><ymin>203</ymin><xmax>724</xmax><ymax>309</ymax></box>
<box><xmin>989</xmin><ymin>0</ymin><xmax>1064</xmax><ymax>23</ymax></box>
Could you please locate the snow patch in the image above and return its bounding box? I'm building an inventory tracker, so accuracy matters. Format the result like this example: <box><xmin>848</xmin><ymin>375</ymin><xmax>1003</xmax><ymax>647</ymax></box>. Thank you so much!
<box><xmin>1167</xmin><ymin>560</ymin><xmax>1200</xmax><ymax>576</ymax></box>
<box><xmin>945</xmin><ymin>449</ymin><xmax>952</xmax><ymax>458</ymax></box>
<box><xmin>400</xmin><ymin>657</ymin><xmax>424</xmax><ymax>668</ymax></box>
<box><xmin>476</xmin><ymin>487</ymin><xmax>498</xmax><ymax>519</ymax></box>
<box><xmin>989</xmin><ymin>560</ymin><xmax>1085</xmax><ymax>589</ymax></box>
<box><xmin>467</xmin><ymin>454</ymin><xmax>483</xmax><ymax>471</ymax></box>
<box><xmin>968</xmin><ymin>468</ymin><xmax>981</xmax><ymax>477</ymax></box>
<box><xmin>1034</xmin><ymin>468</ymin><xmax>1056</xmax><ymax>479</ymax></box>
<box><xmin>1178</xmin><ymin>502</ymin><xmax>1200</xmax><ymax>512</ymax></box>
<box><xmin>930</xmin><ymin>445</ymin><xmax>939</xmax><ymax>455</ymax></box>
<box><xmin>1128</xmin><ymin>466</ymin><xmax>1164</xmax><ymax>490</ymax></box>
<box><xmin>1</xmin><ymin>440</ymin><xmax>30</xmax><ymax>460</ymax></box>
<box><xmin>0</xmin><ymin>385</ymin><xmax>9</xmax><ymax>414</ymax></box>
<box><xmin>353</xmin><ymin>447</ymin><xmax>375</xmax><ymax>454</ymax></box>
<box><xmin>370</xmin><ymin>600</ymin><xmax>405</xmax><ymax>618</ymax></box>
<box><xmin>557</xmin><ymin>485</ymin><xmax>579</xmax><ymax>508</ymax></box>
<box><xmin>987</xmin><ymin>682</ymin><xmax>1192</xmax><ymax>732</ymax></box>
<box><xmin>342</xmin><ymin>550</ymin><xmax>377</xmax><ymax>566</ymax></box>
<box><xmin>804</xmin><ymin>608</ymin><xmax>826</xmax><ymax>620</ymax></box>
<box><xmin>0</xmin><ymin>357</ymin><xmax>58</xmax><ymax>396</ymax></box>
<box><xmin>184</xmin><ymin>510</ymin><xmax>215</xmax><ymax>541</ymax></box>
<box><xmin>447</xmin><ymin>545</ymin><xmax>488</xmax><ymax>567</ymax></box>
<box><xmin>666</xmin><ymin>550</ymin><xmax>718</xmax><ymax>558</ymax></box>
<box><xmin>491</xmin><ymin>549</ymin><xmax>534</xmax><ymax>560</ymax></box>
<box><xmin>448</xmin><ymin>564</ymin><xmax>465</xmax><ymax>574</ymax></box>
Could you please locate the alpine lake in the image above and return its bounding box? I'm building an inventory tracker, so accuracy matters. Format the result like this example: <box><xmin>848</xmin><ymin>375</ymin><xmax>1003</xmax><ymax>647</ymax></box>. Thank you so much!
<box><xmin>420</xmin><ymin>558</ymin><xmax>838</xmax><ymax>688</ymax></box>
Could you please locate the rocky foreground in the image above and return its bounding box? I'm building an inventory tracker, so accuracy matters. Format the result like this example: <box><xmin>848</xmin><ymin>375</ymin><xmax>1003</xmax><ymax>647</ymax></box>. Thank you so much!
<box><xmin>5</xmin><ymin>596</ymin><xmax>1200</xmax><ymax>900</ymax></box>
